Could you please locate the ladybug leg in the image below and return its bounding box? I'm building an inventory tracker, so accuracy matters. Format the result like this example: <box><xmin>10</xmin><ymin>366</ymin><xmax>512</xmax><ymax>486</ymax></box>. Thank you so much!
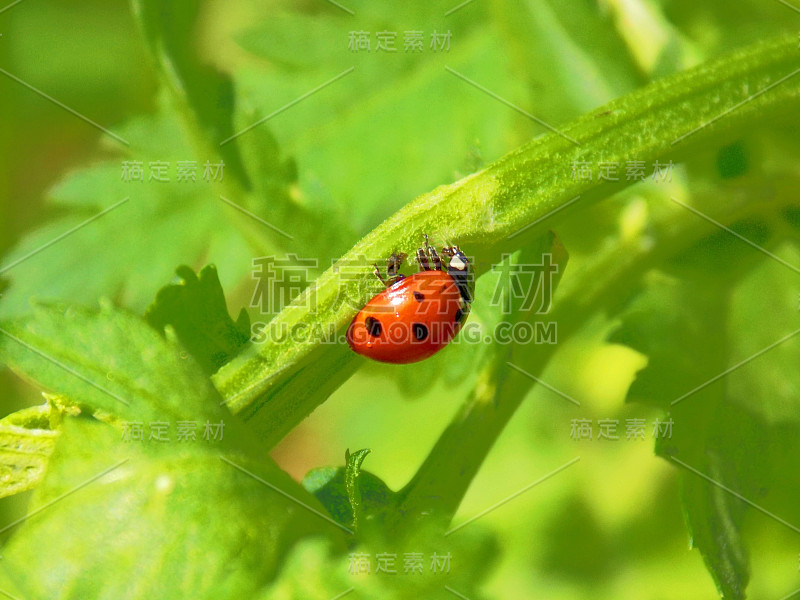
<box><xmin>428</xmin><ymin>246</ymin><xmax>442</xmax><ymax>270</ymax></box>
<box><xmin>416</xmin><ymin>247</ymin><xmax>431</xmax><ymax>271</ymax></box>
<box><xmin>423</xmin><ymin>233</ymin><xmax>441</xmax><ymax>269</ymax></box>
<box><xmin>419</xmin><ymin>234</ymin><xmax>435</xmax><ymax>271</ymax></box>
<box><xmin>418</xmin><ymin>235</ymin><xmax>444</xmax><ymax>271</ymax></box>
<box><xmin>373</xmin><ymin>263</ymin><xmax>388</xmax><ymax>286</ymax></box>
<box><xmin>386</xmin><ymin>252</ymin><xmax>407</xmax><ymax>285</ymax></box>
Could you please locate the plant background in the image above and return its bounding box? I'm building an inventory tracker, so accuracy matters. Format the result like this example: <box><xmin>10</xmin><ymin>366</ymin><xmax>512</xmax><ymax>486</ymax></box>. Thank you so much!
<box><xmin>1</xmin><ymin>0</ymin><xmax>799</xmax><ymax>598</ymax></box>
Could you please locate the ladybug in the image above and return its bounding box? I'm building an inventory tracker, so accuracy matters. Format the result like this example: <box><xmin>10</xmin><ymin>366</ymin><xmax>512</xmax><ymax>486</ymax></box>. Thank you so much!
<box><xmin>346</xmin><ymin>236</ymin><xmax>474</xmax><ymax>364</ymax></box>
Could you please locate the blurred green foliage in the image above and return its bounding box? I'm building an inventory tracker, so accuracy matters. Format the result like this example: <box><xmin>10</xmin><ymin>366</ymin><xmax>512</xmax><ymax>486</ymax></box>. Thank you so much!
<box><xmin>1</xmin><ymin>0</ymin><xmax>800</xmax><ymax>599</ymax></box>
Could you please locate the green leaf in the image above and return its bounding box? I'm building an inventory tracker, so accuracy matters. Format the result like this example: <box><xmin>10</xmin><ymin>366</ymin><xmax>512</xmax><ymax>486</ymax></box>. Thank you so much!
<box><xmin>0</xmin><ymin>302</ymin><xmax>343</xmax><ymax>598</ymax></box>
<box><xmin>610</xmin><ymin>252</ymin><xmax>800</xmax><ymax>599</ymax></box>
<box><xmin>234</xmin><ymin>3</ymin><xmax>528</xmax><ymax>231</ymax></box>
<box><xmin>0</xmin><ymin>3</ymin><xmax>348</xmax><ymax>321</ymax></box>
<box><xmin>0</xmin><ymin>300</ymin><xmax>231</xmax><ymax>426</ymax></box>
<box><xmin>131</xmin><ymin>0</ymin><xmax>248</xmax><ymax>185</ymax></box>
<box><xmin>344</xmin><ymin>447</ymin><xmax>372</xmax><ymax>530</ymax></box>
<box><xmin>1</xmin><ymin>416</ymin><xmax>339</xmax><ymax>599</ymax></box>
<box><xmin>611</xmin><ymin>271</ymin><xmax>747</xmax><ymax>598</ymax></box>
<box><xmin>0</xmin><ymin>402</ymin><xmax>60</xmax><ymax>498</ymax></box>
<box><xmin>0</xmin><ymin>566</ymin><xmax>26</xmax><ymax>600</ymax></box>
<box><xmin>251</xmin><ymin>538</ymin><xmax>351</xmax><ymax>600</ymax></box>
<box><xmin>251</xmin><ymin>531</ymin><xmax>498</xmax><ymax>600</ymax></box>
<box><xmin>135</xmin><ymin>0</ymin><xmax>354</xmax><ymax>259</ymax></box>
<box><xmin>145</xmin><ymin>265</ymin><xmax>251</xmax><ymax>375</ymax></box>
<box><xmin>663</xmin><ymin>0</ymin><xmax>797</xmax><ymax>57</ymax></box>
<box><xmin>0</xmin><ymin>104</ymin><xmax>255</xmax><ymax>319</ymax></box>
<box><xmin>674</xmin><ymin>406</ymin><xmax>767</xmax><ymax>600</ymax></box>
<box><xmin>602</xmin><ymin>0</ymin><xmax>702</xmax><ymax>77</ymax></box>
<box><xmin>1</xmin><ymin>400</ymin><xmax>61</xmax><ymax>430</ymax></box>
<box><xmin>491</xmin><ymin>0</ymin><xmax>642</xmax><ymax>121</ymax></box>
<box><xmin>300</xmin><ymin>453</ymin><xmax>498</xmax><ymax>599</ymax></box>
<box><xmin>726</xmin><ymin>242</ymin><xmax>800</xmax><ymax>425</ymax></box>
<box><xmin>610</xmin><ymin>272</ymin><xmax>729</xmax><ymax>404</ymax></box>
<box><xmin>303</xmin><ymin>449</ymin><xmax>397</xmax><ymax>538</ymax></box>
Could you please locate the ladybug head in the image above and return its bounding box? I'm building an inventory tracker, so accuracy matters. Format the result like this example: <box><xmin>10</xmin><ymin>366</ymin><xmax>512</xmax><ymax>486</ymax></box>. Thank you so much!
<box><xmin>442</xmin><ymin>246</ymin><xmax>474</xmax><ymax>304</ymax></box>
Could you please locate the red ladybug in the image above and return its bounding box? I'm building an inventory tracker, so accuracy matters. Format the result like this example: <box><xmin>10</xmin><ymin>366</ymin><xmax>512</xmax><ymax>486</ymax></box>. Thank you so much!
<box><xmin>346</xmin><ymin>236</ymin><xmax>474</xmax><ymax>364</ymax></box>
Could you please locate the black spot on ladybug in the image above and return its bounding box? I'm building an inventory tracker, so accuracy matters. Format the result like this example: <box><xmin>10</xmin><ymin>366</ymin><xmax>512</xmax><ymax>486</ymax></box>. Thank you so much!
<box><xmin>413</xmin><ymin>291</ymin><xmax>424</xmax><ymax>302</ymax></box>
<box><xmin>441</xmin><ymin>284</ymin><xmax>447</xmax><ymax>291</ymax></box>
<box><xmin>413</xmin><ymin>323</ymin><xmax>429</xmax><ymax>341</ymax></box>
<box><xmin>365</xmin><ymin>316</ymin><xmax>382</xmax><ymax>337</ymax></box>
